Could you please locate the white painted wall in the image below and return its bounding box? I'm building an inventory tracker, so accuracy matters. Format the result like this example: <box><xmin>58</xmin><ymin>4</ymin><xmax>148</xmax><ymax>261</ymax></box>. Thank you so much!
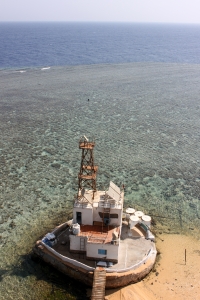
<box><xmin>109</xmin><ymin>208</ymin><xmax>122</xmax><ymax>226</ymax></box>
<box><xmin>86</xmin><ymin>242</ymin><xmax>119</xmax><ymax>261</ymax></box>
<box><xmin>73</xmin><ymin>207</ymin><xmax>93</xmax><ymax>225</ymax></box>
<box><xmin>69</xmin><ymin>235</ymin><xmax>87</xmax><ymax>251</ymax></box>
<box><xmin>93</xmin><ymin>207</ymin><xmax>102</xmax><ymax>222</ymax></box>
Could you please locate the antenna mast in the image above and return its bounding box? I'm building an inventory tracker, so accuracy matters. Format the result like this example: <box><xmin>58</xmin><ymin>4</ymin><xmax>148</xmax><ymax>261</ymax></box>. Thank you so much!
<box><xmin>78</xmin><ymin>136</ymin><xmax>98</xmax><ymax>198</ymax></box>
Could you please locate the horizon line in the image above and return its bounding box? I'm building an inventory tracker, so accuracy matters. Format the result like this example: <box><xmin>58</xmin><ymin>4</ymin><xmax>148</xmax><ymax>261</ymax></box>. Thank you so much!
<box><xmin>0</xmin><ymin>21</ymin><xmax>200</xmax><ymax>25</ymax></box>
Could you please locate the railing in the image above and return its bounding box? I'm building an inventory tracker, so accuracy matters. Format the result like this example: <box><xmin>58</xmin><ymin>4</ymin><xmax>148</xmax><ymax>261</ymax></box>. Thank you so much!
<box><xmin>40</xmin><ymin>243</ymin><xmax>156</xmax><ymax>274</ymax></box>
<box><xmin>41</xmin><ymin>242</ymin><xmax>95</xmax><ymax>271</ymax></box>
<box><xmin>106</xmin><ymin>247</ymin><xmax>157</xmax><ymax>273</ymax></box>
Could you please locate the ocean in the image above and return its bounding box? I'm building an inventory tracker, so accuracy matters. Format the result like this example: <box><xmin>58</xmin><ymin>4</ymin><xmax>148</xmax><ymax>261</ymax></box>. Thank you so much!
<box><xmin>1</xmin><ymin>22</ymin><xmax>200</xmax><ymax>69</ymax></box>
<box><xmin>0</xmin><ymin>22</ymin><xmax>200</xmax><ymax>299</ymax></box>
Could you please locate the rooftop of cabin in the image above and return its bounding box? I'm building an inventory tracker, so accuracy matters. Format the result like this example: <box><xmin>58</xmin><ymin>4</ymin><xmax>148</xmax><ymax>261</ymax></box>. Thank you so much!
<box><xmin>77</xmin><ymin>224</ymin><xmax>120</xmax><ymax>244</ymax></box>
<box><xmin>74</xmin><ymin>181</ymin><xmax>124</xmax><ymax>209</ymax></box>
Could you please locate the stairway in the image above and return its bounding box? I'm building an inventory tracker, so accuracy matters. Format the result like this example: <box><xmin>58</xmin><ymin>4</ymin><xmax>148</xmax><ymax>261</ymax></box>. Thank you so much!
<box><xmin>91</xmin><ymin>267</ymin><xmax>106</xmax><ymax>300</ymax></box>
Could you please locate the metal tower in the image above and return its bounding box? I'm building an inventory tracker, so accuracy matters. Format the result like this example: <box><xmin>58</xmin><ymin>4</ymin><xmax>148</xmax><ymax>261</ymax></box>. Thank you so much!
<box><xmin>78</xmin><ymin>136</ymin><xmax>98</xmax><ymax>198</ymax></box>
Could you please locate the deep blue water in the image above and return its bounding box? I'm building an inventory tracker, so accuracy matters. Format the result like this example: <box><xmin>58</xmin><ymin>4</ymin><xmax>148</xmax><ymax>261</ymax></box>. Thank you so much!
<box><xmin>0</xmin><ymin>22</ymin><xmax>200</xmax><ymax>69</ymax></box>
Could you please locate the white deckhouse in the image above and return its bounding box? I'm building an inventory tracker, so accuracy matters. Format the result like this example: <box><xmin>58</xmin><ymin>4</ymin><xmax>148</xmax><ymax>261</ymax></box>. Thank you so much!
<box><xmin>69</xmin><ymin>136</ymin><xmax>124</xmax><ymax>262</ymax></box>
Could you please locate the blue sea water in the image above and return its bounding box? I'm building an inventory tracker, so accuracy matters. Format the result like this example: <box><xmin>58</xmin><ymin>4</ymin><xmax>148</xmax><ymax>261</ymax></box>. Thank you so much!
<box><xmin>1</xmin><ymin>22</ymin><xmax>200</xmax><ymax>69</ymax></box>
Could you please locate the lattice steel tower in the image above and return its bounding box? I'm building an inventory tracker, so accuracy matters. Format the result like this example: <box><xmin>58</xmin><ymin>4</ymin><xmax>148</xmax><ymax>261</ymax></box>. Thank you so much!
<box><xmin>78</xmin><ymin>136</ymin><xmax>98</xmax><ymax>197</ymax></box>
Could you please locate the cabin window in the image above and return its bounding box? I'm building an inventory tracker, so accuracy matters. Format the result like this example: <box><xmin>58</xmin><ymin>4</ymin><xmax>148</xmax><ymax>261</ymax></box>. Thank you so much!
<box><xmin>110</xmin><ymin>214</ymin><xmax>118</xmax><ymax>219</ymax></box>
<box><xmin>98</xmin><ymin>249</ymin><xmax>107</xmax><ymax>255</ymax></box>
<box><xmin>99</xmin><ymin>212</ymin><xmax>118</xmax><ymax>219</ymax></box>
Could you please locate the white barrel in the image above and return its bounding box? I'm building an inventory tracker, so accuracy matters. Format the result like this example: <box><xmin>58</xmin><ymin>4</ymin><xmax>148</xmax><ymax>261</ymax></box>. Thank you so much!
<box><xmin>129</xmin><ymin>215</ymin><xmax>140</xmax><ymax>228</ymax></box>
<box><xmin>134</xmin><ymin>211</ymin><xmax>144</xmax><ymax>218</ymax></box>
<box><xmin>72</xmin><ymin>223</ymin><xmax>80</xmax><ymax>235</ymax></box>
<box><xmin>142</xmin><ymin>215</ymin><xmax>151</xmax><ymax>227</ymax></box>
<box><xmin>126</xmin><ymin>213</ymin><xmax>130</xmax><ymax>220</ymax></box>
<box><xmin>126</xmin><ymin>208</ymin><xmax>135</xmax><ymax>215</ymax></box>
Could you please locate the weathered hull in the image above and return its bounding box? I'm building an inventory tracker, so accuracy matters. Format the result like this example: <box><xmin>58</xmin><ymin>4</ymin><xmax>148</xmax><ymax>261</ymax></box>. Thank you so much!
<box><xmin>33</xmin><ymin>242</ymin><xmax>94</xmax><ymax>286</ymax></box>
<box><xmin>33</xmin><ymin>223</ymin><xmax>157</xmax><ymax>289</ymax></box>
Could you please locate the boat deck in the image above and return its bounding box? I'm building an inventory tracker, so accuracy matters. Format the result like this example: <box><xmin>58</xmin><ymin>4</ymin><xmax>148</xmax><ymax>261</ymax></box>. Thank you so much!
<box><xmin>52</xmin><ymin>222</ymin><xmax>154</xmax><ymax>270</ymax></box>
<box><xmin>78</xmin><ymin>224</ymin><xmax>120</xmax><ymax>244</ymax></box>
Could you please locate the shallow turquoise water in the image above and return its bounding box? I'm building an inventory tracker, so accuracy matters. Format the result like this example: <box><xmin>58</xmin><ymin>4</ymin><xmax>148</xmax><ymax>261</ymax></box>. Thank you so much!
<box><xmin>0</xmin><ymin>63</ymin><xmax>200</xmax><ymax>299</ymax></box>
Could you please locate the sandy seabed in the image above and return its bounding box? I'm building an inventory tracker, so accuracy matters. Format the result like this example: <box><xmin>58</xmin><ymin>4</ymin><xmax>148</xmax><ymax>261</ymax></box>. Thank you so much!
<box><xmin>1</xmin><ymin>62</ymin><xmax>200</xmax><ymax>299</ymax></box>
<box><xmin>105</xmin><ymin>234</ymin><xmax>200</xmax><ymax>300</ymax></box>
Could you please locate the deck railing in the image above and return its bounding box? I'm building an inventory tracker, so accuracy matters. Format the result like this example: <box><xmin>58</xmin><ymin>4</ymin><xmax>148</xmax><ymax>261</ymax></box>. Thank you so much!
<box><xmin>40</xmin><ymin>242</ymin><xmax>156</xmax><ymax>273</ymax></box>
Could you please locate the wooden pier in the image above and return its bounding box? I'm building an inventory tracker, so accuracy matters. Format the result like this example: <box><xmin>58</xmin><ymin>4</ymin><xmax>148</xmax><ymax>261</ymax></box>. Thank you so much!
<box><xmin>91</xmin><ymin>267</ymin><xmax>106</xmax><ymax>300</ymax></box>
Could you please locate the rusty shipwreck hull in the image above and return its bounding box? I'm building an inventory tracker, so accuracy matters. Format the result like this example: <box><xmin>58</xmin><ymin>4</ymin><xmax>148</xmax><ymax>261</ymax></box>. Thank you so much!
<box><xmin>33</xmin><ymin>239</ymin><xmax>156</xmax><ymax>289</ymax></box>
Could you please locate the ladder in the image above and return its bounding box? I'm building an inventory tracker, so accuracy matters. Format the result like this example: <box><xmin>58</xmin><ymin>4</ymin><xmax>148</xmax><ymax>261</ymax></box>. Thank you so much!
<box><xmin>91</xmin><ymin>267</ymin><xmax>106</xmax><ymax>300</ymax></box>
<box><xmin>102</xmin><ymin>205</ymin><xmax>110</xmax><ymax>233</ymax></box>
<box><xmin>80</xmin><ymin>237</ymin><xmax>85</xmax><ymax>251</ymax></box>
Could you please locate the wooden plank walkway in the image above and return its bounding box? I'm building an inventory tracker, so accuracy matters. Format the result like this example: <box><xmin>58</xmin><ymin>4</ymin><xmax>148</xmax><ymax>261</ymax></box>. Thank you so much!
<box><xmin>91</xmin><ymin>267</ymin><xmax>106</xmax><ymax>300</ymax></box>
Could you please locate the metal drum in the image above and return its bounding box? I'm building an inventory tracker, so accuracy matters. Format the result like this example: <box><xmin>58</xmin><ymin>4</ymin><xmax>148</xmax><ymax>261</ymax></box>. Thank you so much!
<box><xmin>129</xmin><ymin>215</ymin><xmax>140</xmax><ymax>228</ymax></box>
<box><xmin>142</xmin><ymin>215</ymin><xmax>151</xmax><ymax>227</ymax></box>
<box><xmin>134</xmin><ymin>211</ymin><xmax>144</xmax><ymax>218</ymax></box>
<box><xmin>72</xmin><ymin>223</ymin><xmax>80</xmax><ymax>235</ymax></box>
<box><xmin>126</xmin><ymin>207</ymin><xmax>135</xmax><ymax>215</ymax></box>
